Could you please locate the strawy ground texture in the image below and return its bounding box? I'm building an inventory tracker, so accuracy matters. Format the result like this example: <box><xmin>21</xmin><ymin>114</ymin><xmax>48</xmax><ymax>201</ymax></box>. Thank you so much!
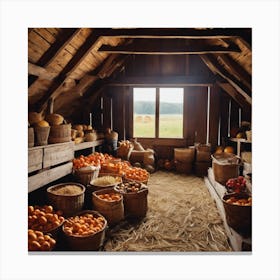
<box><xmin>103</xmin><ymin>171</ymin><xmax>232</xmax><ymax>252</ymax></box>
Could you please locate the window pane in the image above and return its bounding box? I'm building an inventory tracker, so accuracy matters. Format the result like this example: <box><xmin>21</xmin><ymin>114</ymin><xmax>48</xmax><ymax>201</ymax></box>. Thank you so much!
<box><xmin>133</xmin><ymin>88</ymin><xmax>156</xmax><ymax>138</ymax></box>
<box><xmin>159</xmin><ymin>88</ymin><xmax>184</xmax><ymax>138</ymax></box>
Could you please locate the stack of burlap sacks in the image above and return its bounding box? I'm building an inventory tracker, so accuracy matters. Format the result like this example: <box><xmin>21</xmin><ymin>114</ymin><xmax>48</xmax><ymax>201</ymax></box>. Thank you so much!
<box><xmin>117</xmin><ymin>139</ymin><xmax>155</xmax><ymax>173</ymax></box>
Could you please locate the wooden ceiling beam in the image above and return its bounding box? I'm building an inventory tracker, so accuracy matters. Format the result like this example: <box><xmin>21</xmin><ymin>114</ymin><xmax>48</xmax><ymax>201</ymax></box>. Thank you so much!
<box><xmin>200</xmin><ymin>54</ymin><xmax>252</xmax><ymax>104</ymax></box>
<box><xmin>217</xmin><ymin>81</ymin><xmax>251</xmax><ymax>110</ymax></box>
<box><xmin>98</xmin><ymin>43</ymin><xmax>240</xmax><ymax>54</ymax></box>
<box><xmin>218</xmin><ymin>54</ymin><xmax>251</xmax><ymax>90</ymax></box>
<box><xmin>95</xmin><ymin>28</ymin><xmax>249</xmax><ymax>39</ymax></box>
<box><xmin>28</xmin><ymin>28</ymin><xmax>81</xmax><ymax>87</ymax></box>
<box><xmin>28</xmin><ymin>62</ymin><xmax>58</xmax><ymax>81</ymax></box>
<box><xmin>107</xmin><ymin>75</ymin><xmax>215</xmax><ymax>86</ymax></box>
<box><xmin>35</xmin><ymin>32</ymin><xmax>100</xmax><ymax>113</ymax></box>
<box><xmin>35</xmin><ymin>28</ymin><xmax>81</xmax><ymax>67</ymax></box>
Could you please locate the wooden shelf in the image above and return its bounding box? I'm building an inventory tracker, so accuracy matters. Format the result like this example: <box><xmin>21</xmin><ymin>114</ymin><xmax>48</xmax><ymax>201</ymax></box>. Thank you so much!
<box><xmin>28</xmin><ymin>140</ymin><xmax>104</xmax><ymax>193</ymax></box>
<box><xmin>205</xmin><ymin>168</ymin><xmax>251</xmax><ymax>251</ymax></box>
<box><xmin>73</xmin><ymin>139</ymin><xmax>104</xmax><ymax>151</ymax></box>
<box><xmin>230</xmin><ymin>138</ymin><xmax>251</xmax><ymax>144</ymax></box>
<box><xmin>230</xmin><ymin>138</ymin><xmax>251</xmax><ymax>157</ymax></box>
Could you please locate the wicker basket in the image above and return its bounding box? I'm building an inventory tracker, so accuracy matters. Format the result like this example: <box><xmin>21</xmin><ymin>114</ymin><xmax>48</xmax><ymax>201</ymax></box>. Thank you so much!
<box><xmin>85</xmin><ymin>174</ymin><xmax>122</xmax><ymax>209</ymax></box>
<box><xmin>47</xmin><ymin>183</ymin><xmax>85</xmax><ymax>217</ymax></box>
<box><xmin>174</xmin><ymin>147</ymin><xmax>195</xmax><ymax>163</ymax></box>
<box><xmin>212</xmin><ymin>153</ymin><xmax>241</xmax><ymax>185</ymax></box>
<box><xmin>223</xmin><ymin>193</ymin><xmax>252</xmax><ymax>236</ymax></box>
<box><xmin>34</xmin><ymin>126</ymin><xmax>50</xmax><ymax>146</ymax></box>
<box><xmin>48</xmin><ymin>124</ymin><xmax>71</xmax><ymax>144</ymax></box>
<box><xmin>114</xmin><ymin>185</ymin><xmax>148</xmax><ymax>218</ymax></box>
<box><xmin>92</xmin><ymin>189</ymin><xmax>124</xmax><ymax>226</ymax></box>
<box><xmin>175</xmin><ymin>160</ymin><xmax>193</xmax><ymax>174</ymax></box>
<box><xmin>28</xmin><ymin>127</ymin><xmax>34</xmax><ymax>148</ymax></box>
<box><xmin>62</xmin><ymin>210</ymin><xmax>107</xmax><ymax>251</ymax></box>
<box><xmin>74</xmin><ymin>166</ymin><xmax>100</xmax><ymax>186</ymax></box>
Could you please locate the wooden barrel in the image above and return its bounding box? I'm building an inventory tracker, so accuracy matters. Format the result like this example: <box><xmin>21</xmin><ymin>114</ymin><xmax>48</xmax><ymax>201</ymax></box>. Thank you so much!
<box><xmin>92</xmin><ymin>189</ymin><xmax>124</xmax><ymax>226</ymax></box>
<box><xmin>47</xmin><ymin>183</ymin><xmax>85</xmax><ymax>217</ymax></box>
<box><xmin>174</xmin><ymin>147</ymin><xmax>195</xmax><ymax>163</ymax></box>
<box><xmin>48</xmin><ymin>124</ymin><xmax>71</xmax><ymax>144</ymax></box>
<box><xmin>34</xmin><ymin>126</ymin><xmax>50</xmax><ymax>146</ymax></box>
<box><xmin>28</xmin><ymin>127</ymin><xmax>34</xmax><ymax>148</ymax></box>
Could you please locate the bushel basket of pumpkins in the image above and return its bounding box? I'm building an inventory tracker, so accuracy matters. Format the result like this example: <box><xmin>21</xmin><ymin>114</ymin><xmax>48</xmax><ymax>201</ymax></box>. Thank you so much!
<box><xmin>46</xmin><ymin>113</ymin><xmax>71</xmax><ymax>144</ymax></box>
<box><xmin>62</xmin><ymin>210</ymin><xmax>107</xmax><ymax>251</ymax></box>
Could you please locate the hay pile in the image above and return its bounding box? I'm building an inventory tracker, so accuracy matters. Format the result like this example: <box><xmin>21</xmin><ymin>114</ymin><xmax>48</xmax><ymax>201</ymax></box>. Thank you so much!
<box><xmin>103</xmin><ymin>171</ymin><xmax>232</xmax><ymax>252</ymax></box>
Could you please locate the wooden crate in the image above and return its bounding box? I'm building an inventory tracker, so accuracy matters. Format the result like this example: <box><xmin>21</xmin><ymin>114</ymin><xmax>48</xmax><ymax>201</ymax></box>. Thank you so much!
<box><xmin>28</xmin><ymin>162</ymin><xmax>73</xmax><ymax>193</ymax></box>
<box><xmin>43</xmin><ymin>142</ymin><xmax>74</xmax><ymax>168</ymax></box>
<box><xmin>28</xmin><ymin>148</ymin><xmax>43</xmax><ymax>173</ymax></box>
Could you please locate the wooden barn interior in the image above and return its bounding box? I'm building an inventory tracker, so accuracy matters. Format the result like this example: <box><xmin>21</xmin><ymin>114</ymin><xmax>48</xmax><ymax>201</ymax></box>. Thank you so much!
<box><xmin>28</xmin><ymin>28</ymin><xmax>252</xmax><ymax>252</ymax></box>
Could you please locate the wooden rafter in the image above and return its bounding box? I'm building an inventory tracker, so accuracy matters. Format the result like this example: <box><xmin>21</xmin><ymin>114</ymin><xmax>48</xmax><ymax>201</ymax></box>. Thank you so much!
<box><xmin>107</xmin><ymin>75</ymin><xmax>215</xmax><ymax>86</ymax></box>
<box><xmin>35</xmin><ymin>32</ymin><xmax>100</xmax><ymax>112</ymax></box>
<box><xmin>28</xmin><ymin>62</ymin><xmax>57</xmax><ymax>81</ymax></box>
<box><xmin>98</xmin><ymin>42</ymin><xmax>241</xmax><ymax>55</ymax></box>
<box><xmin>200</xmin><ymin>54</ymin><xmax>252</xmax><ymax>104</ymax></box>
<box><xmin>95</xmin><ymin>28</ymin><xmax>249</xmax><ymax>39</ymax></box>
<box><xmin>217</xmin><ymin>54</ymin><xmax>251</xmax><ymax>90</ymax></box>
<box><xmin>28</xmin><ymin>28</ymin><xmax>81</xmax><ymax>87</ymax></box>
<box><xmin>217</xmin><ymin>81</ymin><xmax>251</xmax><ymax>110</ymax></box>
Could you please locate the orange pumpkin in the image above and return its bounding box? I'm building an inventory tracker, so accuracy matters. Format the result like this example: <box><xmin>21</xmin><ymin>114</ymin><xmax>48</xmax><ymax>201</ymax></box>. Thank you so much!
<box><xmin>224</xmin><ymin>146</ymin><xmax>234</xmax><ymax>154</ymax></box>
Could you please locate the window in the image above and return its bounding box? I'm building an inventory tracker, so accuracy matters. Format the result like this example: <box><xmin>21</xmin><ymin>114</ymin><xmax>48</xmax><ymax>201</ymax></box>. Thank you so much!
<box><xmin>133</xmin><ymin>87</ymin><xmax>184</xmax><ymax>138</ymax></box>
<box><xmin>133</xmin><ymin>88</ymin><xmax>156</xmax><ymax>138</ymax></box>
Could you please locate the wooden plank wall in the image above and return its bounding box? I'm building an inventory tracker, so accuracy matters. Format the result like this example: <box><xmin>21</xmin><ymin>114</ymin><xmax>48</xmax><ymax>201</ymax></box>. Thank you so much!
<box><xmin>87</xmin><ymin>54</ymin><xmax>248</xmax><ymax>159</ymax></box>
<box><xmin>185</xmin><ymin>87</ymin><xmax>208</xmax><ymax>145</ymax></box>
<box><xmin>209</xmin><ymin>85</ymin><xmax>220</xmax><ymax>148</ymax></box>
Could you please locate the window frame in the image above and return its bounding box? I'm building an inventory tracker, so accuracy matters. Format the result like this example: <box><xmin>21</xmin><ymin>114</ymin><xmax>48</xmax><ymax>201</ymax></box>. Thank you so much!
<box><xmin>132</xmin><ymin>86</ymin><xmax>185</xmax><ymax>140</ymax></box>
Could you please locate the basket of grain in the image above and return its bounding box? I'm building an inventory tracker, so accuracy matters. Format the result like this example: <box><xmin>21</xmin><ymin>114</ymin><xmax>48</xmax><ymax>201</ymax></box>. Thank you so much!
<box><xmin>62</xmin><ymin>210</ymin><xmax>107</xmax><ymax>251</ymax></box>
<box><xmin>174</xmin><ymin>147</ymin><xmax>195</xmax><ymax>163</ymax></box>
<box><xmin>212</xmin><ymin>153</ymin><xmax>241</xmax><ymax>185</ymax></box>
<box><xmin>114</xmin><ymin>182</ymin><xmax>148</xmax><ymax>218</ymax></box>
<box><xmin>92</xmin><ymin>189</ymin><xmax>124</xmax><ymax>226</ymax></box>
<box><xmin>47</xmin><ymin>183</ymin><xmax>85</xmax><ymax>217</ymax></box>
<box><xmin>222</xmin><ymin>192</ymin><xmax>252</xmax><ymax>236</ymax></box>
<box><xmin>74</xmin><ymin>165</ymin><xmax>100</xmax><ymax>186</ymax></box>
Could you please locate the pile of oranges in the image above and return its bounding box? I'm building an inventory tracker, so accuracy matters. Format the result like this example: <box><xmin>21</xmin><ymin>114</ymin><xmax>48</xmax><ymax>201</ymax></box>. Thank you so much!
<box><xmin>73</xmin><ymin>152</ymin><xmax>150</xmax><ymax>183</ymax></box>
<box><xmin>63</xmin><ymin>213</ymin><xmax>106</xmax><ymax>236</ymax></box>
<box><xmin>124</xmin><ymin>167</ymin><xmax>149</xmax><ymax>183</ymax></box>
<box><xmin>28</xmin><ymin>229</ymin><xmax>56</xmax><ymax>251</ymax></box>
<box><xmin>72</xmin><ymin>153</ymin><xmax>113</xmax><ymax>170</ymax></box>
<box><xmin>28</xmin><ymin>205</ymin><xmax>64</xmax><ymax>232</ymax></box>
<box><xmin>96</xmin><ymin>193</ymin><xmax>122</xmax><ymax>202</ymax></box>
